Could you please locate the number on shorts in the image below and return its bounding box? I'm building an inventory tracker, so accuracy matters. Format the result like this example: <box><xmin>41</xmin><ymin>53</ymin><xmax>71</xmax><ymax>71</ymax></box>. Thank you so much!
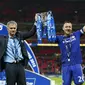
<box><xmin>78</xmin><ymin>76</ymin><xmax>84</xmax><ymax>82</ymax></box>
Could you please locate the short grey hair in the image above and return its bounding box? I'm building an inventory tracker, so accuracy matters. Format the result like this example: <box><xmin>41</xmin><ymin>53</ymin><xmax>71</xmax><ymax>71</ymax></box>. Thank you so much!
<box><xmin>7</xmin><ymin>21</ymin><xmax>17</xmax><ymax>27</ymax></box>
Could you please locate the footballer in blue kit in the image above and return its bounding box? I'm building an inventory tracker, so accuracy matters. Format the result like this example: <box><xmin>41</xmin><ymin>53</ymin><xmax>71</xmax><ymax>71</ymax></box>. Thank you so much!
<box><xmin>56</xmin><ymin>21</ymin><xmax>85</xmax><ymax>85</ymax></box>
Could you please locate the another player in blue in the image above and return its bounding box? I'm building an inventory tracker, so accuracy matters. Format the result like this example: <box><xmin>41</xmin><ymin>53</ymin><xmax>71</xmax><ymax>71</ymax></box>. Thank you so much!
<box><xmin>56</xmin><ymin>21</ymin><xmax>85</xmax><ymax>85</ymax></box>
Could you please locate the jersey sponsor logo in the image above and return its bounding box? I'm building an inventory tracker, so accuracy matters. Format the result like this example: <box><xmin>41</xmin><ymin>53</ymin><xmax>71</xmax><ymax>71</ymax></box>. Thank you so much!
<box><xmin>63</xmin><ymin>35</ymin><xmax>76</xmax><ymax>44</ymax></box>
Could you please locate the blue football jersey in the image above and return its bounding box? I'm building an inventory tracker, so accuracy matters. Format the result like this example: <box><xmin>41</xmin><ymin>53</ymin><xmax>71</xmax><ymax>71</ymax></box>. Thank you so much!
<box><xmin>56</xmin><ymin>30</ymin><xmax>84</xmax><ymax>66</ymax></box>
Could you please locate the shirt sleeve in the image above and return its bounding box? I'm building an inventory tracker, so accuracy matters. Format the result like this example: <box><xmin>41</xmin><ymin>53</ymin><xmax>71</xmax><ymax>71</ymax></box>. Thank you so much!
<box><xmin>20</xmin><ymin>24</ymin><xmax>36</xmax><ymax>40</ymax></box>
<box><xmin>74</xmin><ymin>30</ymin><xmax>83</xmax><ymax>37</ymax></box>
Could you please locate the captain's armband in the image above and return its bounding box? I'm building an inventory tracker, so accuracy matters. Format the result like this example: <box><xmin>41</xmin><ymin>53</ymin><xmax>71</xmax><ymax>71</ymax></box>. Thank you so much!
<box><xmin>80</xmin><ymin>28</ymin><xmax>84</xmax><ymax>34</ymax></box>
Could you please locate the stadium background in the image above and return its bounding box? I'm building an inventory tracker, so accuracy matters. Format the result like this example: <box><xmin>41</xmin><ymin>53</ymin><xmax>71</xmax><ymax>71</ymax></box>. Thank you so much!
<box><xmin>0</xmin><ymin>0</ymin><xmax>85</xmax><ymax>85</ymax></box>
